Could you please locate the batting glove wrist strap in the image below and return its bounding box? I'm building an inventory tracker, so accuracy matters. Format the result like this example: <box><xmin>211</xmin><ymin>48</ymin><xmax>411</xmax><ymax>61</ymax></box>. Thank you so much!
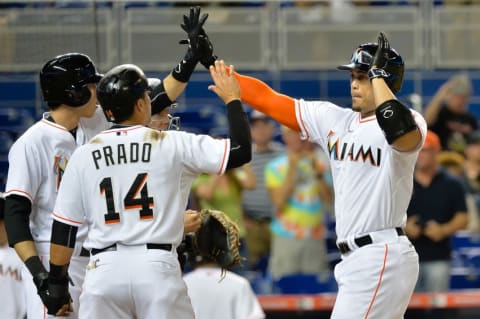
<box><xmin>368</xmin><ymin>68</ymin><xmax>390</xmax><ymax>81</ymax></box>
<box><xmin>171</xmin><ymin>49</ymin><xmax>198</xmax><ymax>83</ymax></box>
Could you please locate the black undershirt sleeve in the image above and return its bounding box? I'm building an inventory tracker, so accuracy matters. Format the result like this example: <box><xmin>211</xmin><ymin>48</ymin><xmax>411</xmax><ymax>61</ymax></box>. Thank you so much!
<box><xmin>51</xmin><ymin>220</ymin><xmax>78</xmax><ymax>248</ymax></box>
<box><xmin>4</xmin><ymin>194</ymin><xmax>33</xmax><ymax>247</ymax></box>
<box><xmin>225</xmin><ymin>99</ymin><xmax>252</xmax><ymax>170</ymax></box>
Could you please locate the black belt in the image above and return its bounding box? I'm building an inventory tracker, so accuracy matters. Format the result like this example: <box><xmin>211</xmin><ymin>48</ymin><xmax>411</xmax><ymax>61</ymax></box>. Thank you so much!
<box><xmin>90</xmin><ymin>243</ymin><xmax>173</xmax><ymax>256</ymax></box>
<box><xmin>337</xmin><ymin>227</ymin><xmax>405</xmax><ymax>255</ymax></box>
<box><xmin>80</xmin><ymin>247</ymin><xmax>90</xmax><ymax>257</ymax></box>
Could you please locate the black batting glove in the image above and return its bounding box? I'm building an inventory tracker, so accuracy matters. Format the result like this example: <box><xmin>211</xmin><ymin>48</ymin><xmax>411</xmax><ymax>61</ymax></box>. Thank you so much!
<box><xmin>179</xmin><ymin>6</ymin><xmax>217</xmax><ymax>69</ymax></box>
<box><xmin>197</xmin><ymin>34</ymin><xmax>218</xmax><ymax>69</ymax></box>
<box><xmin>179</xmin><ymin>6</ymin><xmax>208</xmax><ymax>60</ymax></box>
<box><xmin>368</xmin><ymin>32</ymin><xmax>391</xmax><ymax>81</ymax></box>
<box><xmin>45</xmin><ymin>276</ymin><xmax>71</xmax><ymax>315</ymax></box>
<box><xmin>43</xmin><ymin>262</ymin><xmax>72</xmax><ymax>315</ymax></box>
<box><xmin>172</xmin><ymin>6</ymin><xmax>209</xmax><ymax>83</ymax></box>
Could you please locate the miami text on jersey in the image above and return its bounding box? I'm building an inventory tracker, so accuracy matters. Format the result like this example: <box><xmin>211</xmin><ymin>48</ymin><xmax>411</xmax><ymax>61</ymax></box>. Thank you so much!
<box><xmin>92</xmin><ymin>142</ymin><xmax>152</xmax><ymax>169</ymax></box>
<box><xmin>327</xmin><ymin>135</ymin><xmax>381</xmax><ymax>167</ymax></box>
<box><xmin>0</xmin><ymin>263</ymin><xmax>22</xmax><ymax>281</ymax></box>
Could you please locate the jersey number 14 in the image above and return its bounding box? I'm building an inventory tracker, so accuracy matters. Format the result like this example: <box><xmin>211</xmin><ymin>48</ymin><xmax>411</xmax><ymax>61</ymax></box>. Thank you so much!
<box><xmin>100</xmin><ymin>173</ymin><xmax>154</xmax><ymax>224</ymax></box>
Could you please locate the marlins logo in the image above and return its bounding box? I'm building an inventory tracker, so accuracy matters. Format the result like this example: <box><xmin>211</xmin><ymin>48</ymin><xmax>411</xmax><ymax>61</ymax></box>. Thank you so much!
<box><xmin>53</xmin><ymin>155</ymin><xmax>69</xmax><ymax>189</ymax></box>
<box><xmin>327</xmin><ymin>130</ymin><xmax>382</xmax><ymax>167</ymax></box>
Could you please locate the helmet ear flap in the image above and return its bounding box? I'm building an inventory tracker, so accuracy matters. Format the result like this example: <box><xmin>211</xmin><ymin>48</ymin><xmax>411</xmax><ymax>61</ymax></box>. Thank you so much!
<box><xmin>66</xmin><ymin>85</ymin><xmax>92</xmax><ymax>107</ymax></box>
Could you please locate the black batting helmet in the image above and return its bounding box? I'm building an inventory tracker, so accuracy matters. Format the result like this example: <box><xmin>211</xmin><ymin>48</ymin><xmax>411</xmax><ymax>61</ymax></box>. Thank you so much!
<box><xmin>97</xmin><ymin>64</ymin><xmax>149</xmax><ymax>123</ymax></box>
<box><xmin>40</xmin><ymin>53</ymin><xmax>102</xmax><ymax>108</ymax></box>
<box><xmin>338</xmin><ymin>43</ymin><xmax>404</xmax><ymax>93</ymax></box>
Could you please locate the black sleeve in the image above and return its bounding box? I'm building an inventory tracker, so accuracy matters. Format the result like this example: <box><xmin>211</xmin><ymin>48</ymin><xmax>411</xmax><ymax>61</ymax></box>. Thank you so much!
<box><xmin>4</xmin><ymin>194</ymin><xmax>33</xmax><ymax>247</ymax></box>
<box><xmin>150</xmin><ymin>80</ymin><xmax>174</xmax><ymax>115</ymax></box>
<box><xmin>225</xmin><ymin>100</ymin><xmax>252</xmax><ymax>170</ymax></box>
<box><xmin>51</xmin><ymin>220</ymin><xmax>78</xmax><ymax>248</ymax></box>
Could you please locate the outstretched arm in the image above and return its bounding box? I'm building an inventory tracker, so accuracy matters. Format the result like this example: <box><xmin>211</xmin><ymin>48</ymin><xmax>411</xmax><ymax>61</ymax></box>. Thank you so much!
<box><xmin>234</xmin><ymin>72</ymin><xmax>300</xmax><ymax>132</ymax></box>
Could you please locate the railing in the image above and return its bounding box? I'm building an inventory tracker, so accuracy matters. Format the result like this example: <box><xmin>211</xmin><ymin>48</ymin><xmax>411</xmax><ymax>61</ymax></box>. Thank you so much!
<box><xmin>0</xmin><ymin>1</ymin><xmax>479</xmax><ymax>72</ymax></box>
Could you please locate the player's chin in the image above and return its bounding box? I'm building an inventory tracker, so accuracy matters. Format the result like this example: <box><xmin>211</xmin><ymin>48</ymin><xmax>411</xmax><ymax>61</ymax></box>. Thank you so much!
<box><xmin>351</xmin><ymin>104</ymin><xmax>361</xmax><ymax>112</ymax></box>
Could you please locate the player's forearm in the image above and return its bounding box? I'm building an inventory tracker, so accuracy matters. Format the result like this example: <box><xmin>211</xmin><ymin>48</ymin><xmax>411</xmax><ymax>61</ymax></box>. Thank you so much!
<box><xmin>371</xmin><ymin>77</ymin><xmax>396</xmax><ymax>107</ymax></box>
<box><xmin>13</xmin><ymin>240</ymin><xmax>39</xmax><ymax>262</ymax></box>
<box><xmin>163</xmin><ymin>73</ymin><xmax>188</xmax><ymax>102</ymax></box>
<box><xmin>49</xmin><ymin>220</ymin><xmax>77</xmax><ymax>266</ymax></box>
<box><xmin>233</xmin><ymin>72</ymin><xmax>299</xmax><ymax>131</ymax></box>
<box><xmin>226</xmin><ymin>99</ymin><xmax>252</xmax><ymax>170</ymax></box>
<box><xmin>50</xmin><ymin>244</ymin><xmax>74</xmax><ymax>266</ymax></box>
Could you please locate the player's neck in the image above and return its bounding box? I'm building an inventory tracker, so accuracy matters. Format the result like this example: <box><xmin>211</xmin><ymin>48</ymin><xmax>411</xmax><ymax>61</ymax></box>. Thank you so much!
<box><xmin>49</xmin><ymin>109</ymin><xmax>80</xmax><ymax>131</ymax></box>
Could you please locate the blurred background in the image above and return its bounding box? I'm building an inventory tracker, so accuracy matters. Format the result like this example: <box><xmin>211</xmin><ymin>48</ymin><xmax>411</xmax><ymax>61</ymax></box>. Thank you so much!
<box><xmin>2</xmin><ymin>1</ymin><xmax>480</xmax><ymax>318</ymax></box>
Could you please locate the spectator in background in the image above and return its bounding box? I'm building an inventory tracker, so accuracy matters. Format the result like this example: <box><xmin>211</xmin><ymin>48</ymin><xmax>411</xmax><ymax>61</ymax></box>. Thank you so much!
<box><xmin>460</xmin><ymin>131</ymin><xmax>480</xmax><ymax>232</ymax></box>
<box><xmin>265</xmin><ymin>126</ymin><xmax>333</xmax><ymax>280</ymax></box>
<box><xmin>437</xmin><ymin>150</ymin><xmax>465</xmax><ymax>178</ymax></box>
<box><xmin>424</xmin><ymin>73</ymin><xmax>477</xmax><ymax>153</ymax></box>
<box><xmin>192</xmin><ymin>162</ymin><xmax>256</xmax><ymax>271</ymax></box>
<box><xmin>242</xmin><ymin>111</ymin><xmax>284</xmax><ymax>271</ymax></box>
<box><xmin>406</xmin><ymin>130</ymin><xmax>468</xmax><ymax>292</ymax></box>
<box><xmin>183</xmin><ymin>252</ymin><xmax>265</xmax><ymax>319</ymax></box>
<box><xmin>0</xmin><ymin>194</ymin><xmax>26</xmax><ymax>319</ymax></box>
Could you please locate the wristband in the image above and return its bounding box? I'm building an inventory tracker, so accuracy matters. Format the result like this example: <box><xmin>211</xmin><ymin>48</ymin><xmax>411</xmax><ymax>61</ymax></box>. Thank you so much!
<box><xmin>368</xmin><ymin>68</ymin><xmax>390</xmax><ymax>81</ymax></box>
<box><xmin>25</xmin><ymin>255</ymin><xmax>47</xmax><ymax>277</ymax></box>
<box><xmin>171</xmin><ymin>53</ymin><xmax>197</xmax><ymax>83</ymax></box>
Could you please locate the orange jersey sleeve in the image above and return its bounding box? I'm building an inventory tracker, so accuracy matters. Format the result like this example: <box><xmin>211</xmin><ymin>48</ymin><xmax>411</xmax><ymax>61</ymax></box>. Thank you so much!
<box><xmin>233</xmin><ymin>72</ymin><xmax>300</xmax><ymax>132</ymax></box>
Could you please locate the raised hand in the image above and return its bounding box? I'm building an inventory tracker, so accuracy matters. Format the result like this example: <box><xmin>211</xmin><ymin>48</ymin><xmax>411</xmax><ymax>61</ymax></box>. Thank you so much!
<box><xmin>179</xmin><ymin>6</ymin><xmax>209</xmax><ymax>60</ymax></box>
<box><xmin>179</xmin><ymin>6</ymin><xmax>217</xmax><ymax>68</ymax></box>
<box><xmin>208</xmin><ymin>60</ymin><xmax>241</xmax><ymax>104</ymax></box>
<box><xmin>371</xmin><ymin>32</ymin><xmax>390</xmax><ymax>70</ymax></box>
<box><xmin>368</xmin><ymin>32</ymin><xmax>392</xmax><ymax>81</ymax></box>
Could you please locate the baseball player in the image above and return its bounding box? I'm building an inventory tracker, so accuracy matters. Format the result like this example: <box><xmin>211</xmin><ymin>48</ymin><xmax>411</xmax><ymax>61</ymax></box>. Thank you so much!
<box><xmin>0</xmin><ymin>194</ymin><xmax>26</xmax><ymax>319</ymax></box>
<box><xmin>3</xmin><ymin>53</ymin><xmax>108</xmax><ymax>319</ymax></box>
<box><xmin>191</xmin><ymin>24</ymin><xmax>425</xmax><ymax>318</ymax></box>
<box><xmin>45</xmin><ymin>60</ymin><xmax>250</xmax><ymax>319</ymax></box>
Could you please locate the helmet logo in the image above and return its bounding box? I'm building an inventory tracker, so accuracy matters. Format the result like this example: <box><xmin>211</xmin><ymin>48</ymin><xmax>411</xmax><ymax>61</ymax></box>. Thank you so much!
<box><xmin>352</xmin><ymin>49</ymin><xmax>372</xmax><ymax>66</ymax></box>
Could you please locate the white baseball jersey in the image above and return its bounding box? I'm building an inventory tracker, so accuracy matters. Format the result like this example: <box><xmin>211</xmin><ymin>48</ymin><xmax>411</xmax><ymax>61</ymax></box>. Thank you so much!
<box><xmin>183</xmin><ymin>267</ymin><xmax>265</xmax><ymax>319</ymax></box>
<box><xmin>5</xmin><ymin>107</ymin><xmax>109</xmax><ymax>247</ymax></box>
<box><xmin>4</xmin><ymin>107</ymin><xmax>109</xmax><ymax>319</ymax></box>
<box><xmin>295</xmin><ymin>99</ymin><xmax>427</xmax><ymax>241</ymax></box>
<box><xmin>52</xmin><ymin>125</ymin><xmax>229</xmax><ymax>249</ymax></box>
<box><xmin>0</xmin><ymin>245</ymin><xmax>26</xmax><ymax>319</ymax></box>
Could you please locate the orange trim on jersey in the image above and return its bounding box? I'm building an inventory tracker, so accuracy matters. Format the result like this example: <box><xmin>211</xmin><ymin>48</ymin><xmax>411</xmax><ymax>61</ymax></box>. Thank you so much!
<box><xmin>105</xmin><ymin>219</ymin><xmax>120</xmax><ymax>224</ymax></box>
<box><xmin>101</xmin><ymin>125</ymin><xmax>144</xmax><ymax>134</ymax></box>
<box><xmin>359</xmin><ymin>113</ymin><xmax>376</xmax><ymax>123</ymax></box>
<box><xmin>364</xmin><ymin>244</ymin><xmax>389</xmax><ymax>319</ymax></box>
<box><xmin>52</xmin><ymin>212</ymin><xmax>83</xmax><ymax>225</ymax></box>
<box><xmin>296</xmin><ymin>100</ymin><xmax>310</xmax><ymax>140</ymax></box>
<box><xmin>5</xmin><ymin>189</ymin><xmax>33</xmax><ymax>203</ymax></box>
<box><xmin>41</xmin><ymin>119</ymin><xmax>68</xmax><ymax>131</ymax></box>
<box><xmin>234</xmin><ymin>72</ymin><xmax>300</xmax><ymax>131</ymax></box>
<box><xmin>132</xmin><ymin>173</ymin><xmax>148</xmax><ymax>201</ymax></box>
<box><xmin>140</xmin><ymin>215</ymin><xmax>154</xmax><ymax>220</ymax></box>
<box><xmin>217</xmin><ymin>139</ymin><xmax>229</xmax><ymax>175</ymax></box>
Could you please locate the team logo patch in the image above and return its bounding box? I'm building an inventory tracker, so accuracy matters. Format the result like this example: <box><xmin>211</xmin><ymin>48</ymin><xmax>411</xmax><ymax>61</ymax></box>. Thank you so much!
<box><xmin>53</xmin><ymin>155</ymin><xmax>69</xmax><ymax>189</ymax></box>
